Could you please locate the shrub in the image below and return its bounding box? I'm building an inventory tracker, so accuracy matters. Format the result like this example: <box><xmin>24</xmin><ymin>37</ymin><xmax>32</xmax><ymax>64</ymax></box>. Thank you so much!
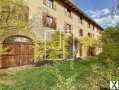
<box><xmin>47</xmin><ymin>31</ymin><xmax>74</xmax><ymax>60</ymax></box>
<box><xmin>33</xmin><ymin>41</ymin><xmax>45</xmax><ymax>62</ymax></box>
<box><xmin>99</xmin><ymin>27</ymin><xmax>119</xmax><ymax>64</ymax></box>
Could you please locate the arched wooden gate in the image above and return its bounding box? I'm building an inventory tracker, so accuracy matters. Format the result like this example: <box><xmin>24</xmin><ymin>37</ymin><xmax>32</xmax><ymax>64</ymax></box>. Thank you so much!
<box><xmin>1</xmin><ymin>35</ymin><xmax>34</xmax><ymax>68</ymax></box>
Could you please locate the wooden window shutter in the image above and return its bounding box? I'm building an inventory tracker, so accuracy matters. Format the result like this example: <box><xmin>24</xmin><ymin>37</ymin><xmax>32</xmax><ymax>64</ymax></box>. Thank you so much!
<box><xmin>42</xmin><ymin>13</ymin><xmax>47</xmax><ymax>26</ymax></box>
<box><xmin>52</xmin><ymin>17</ymin><xmax>56</xmax><ymax>29</ymax></box>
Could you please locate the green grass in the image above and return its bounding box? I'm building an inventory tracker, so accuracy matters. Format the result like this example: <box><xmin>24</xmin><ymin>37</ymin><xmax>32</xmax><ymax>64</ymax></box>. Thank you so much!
<box><xmin>0</xmin><ymin>59</ymin><xmax>99</xmax><ymax>90</ymax></box>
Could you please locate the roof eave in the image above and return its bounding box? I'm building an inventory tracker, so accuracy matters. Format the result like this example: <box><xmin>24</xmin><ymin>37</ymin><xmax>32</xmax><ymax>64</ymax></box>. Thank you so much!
<box><xmin>63</xmin><ymin>0</ymin><xmax>104</xmax><ymax>31</ymax></box>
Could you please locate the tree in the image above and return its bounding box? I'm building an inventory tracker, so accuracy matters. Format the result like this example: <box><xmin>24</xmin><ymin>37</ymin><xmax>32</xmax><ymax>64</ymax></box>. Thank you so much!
<box><xmin>98</xmin><ymin>27</ymin><xmax>119</xmax><ymax>89</ymax></box>
<box><xmin>99</xmin><ymin>27</ymin><xmax>119</xmax><ymax>63</ymax></box>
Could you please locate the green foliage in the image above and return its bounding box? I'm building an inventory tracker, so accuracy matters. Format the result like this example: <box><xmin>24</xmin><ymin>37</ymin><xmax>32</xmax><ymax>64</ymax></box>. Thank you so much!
<box><xmin>0</xmin><ymin>58</ymin><xmax>114</xmax><ymax>90</ymax></box>
<box><xmin>47</xmin><ymin>32</ymin><xmax>63</xmax><ymax>59</ymax></box>
<box><xmin>80</xmin><ymin>36</ymin><xmax>98</xmax><ymax>47</ymax></box>
<box><xmin>33</xmin><ymin>41</ymin><xmax>45</xmax><ymax>62</ymax></box>
<box><xmin>47</xmin><ymin>32</ymin><xmax>74</xmax><ymax>59</ymax></box>
<box><xmin>63</xmin><ymin>35</ymin><xmax>73</xmax><ymax>59</ymax></box>
<box><xmin>0</xmin><ymin>0</ymin><xmax>30</xmax><ymax>37</ymax></box>
<box><xmin>98</xmin><ymin>27</ymin><xmax>119</xmax><ymax>89</ymax></box>
<box><xmin>52</xmin><ymin>68</ymin><xmax>77</xmax><ymax>90</ymax></box>
<box><xmin>101</xmin><ymin>27</ymin><xmax>119</xmax><ymax>43</ymax></box>
<box><xmin>0</xmin><ymin>59</ymin><xmax>99</xmax><ymax>90</ymax></box>
<box><xmin>53</xmin><ymin>74</ymin><xmax>77</xmax><ymax>90</ymax></box>
<box><xmin>33</xmin><ymin>31</ymin><xmax>75</xmax><ymax>62</ymax></box>
<box><xmin>99</xmin><ymin>43</ymin><xmax>119</xmax><ymax>62</ymax></box>
<box><xmin>99</xmin><ymin>27</ymin><xmax>119</xmax><ymax>63</ymax></box>
<box><xmin>33</xmin><ymin>31</ymin><xmax>79</xmax><ymax>61</ymax></box>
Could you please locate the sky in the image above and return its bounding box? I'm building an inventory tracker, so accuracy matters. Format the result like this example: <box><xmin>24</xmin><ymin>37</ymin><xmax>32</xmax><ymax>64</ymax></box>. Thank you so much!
<box><xmin>73</xmin><ymin>0</ymin><xmax>119</xmax><ymax>28</ymax></box>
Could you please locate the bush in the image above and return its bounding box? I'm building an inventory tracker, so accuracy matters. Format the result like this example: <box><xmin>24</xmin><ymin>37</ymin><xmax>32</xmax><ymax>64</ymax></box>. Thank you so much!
<box><xmin>98</xmin><ymin>27</ymin><xmax>119</xmax><ymax>89</ymax></box>
<box><xmin>47</xmin><ymin>31</ymin><xmax>74</xmax><ymax>60</ymax></box>
<box><xmin>99</xmin><ymin>27</ymin><xmax>119</xmax><ymax>64</ymax></box>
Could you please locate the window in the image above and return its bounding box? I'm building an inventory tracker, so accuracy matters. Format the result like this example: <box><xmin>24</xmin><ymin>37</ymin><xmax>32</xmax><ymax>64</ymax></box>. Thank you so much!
<box><xmin>88</xmin><ymin>33</ymin><xmax>94</xmax><ymax>37</ymax></box>
<box><xmin>64</xmin><ymin>23</ymin><xmax>72</xmax><ymax>32</ymax></box>
<box><xmin>43</xmin><ymin>0</ymin><xmax>54</xmax><ymax>9</ymax></box>
<box><xmin>79</xmin><ymin>17</ymin><xmax>83</xmax><ymax>24</ymax></box>
<box><xmin>65</xmin><ymin>8</ymin><xmax>72</xmax><ymax>18</ymax></box>
<box><xmin>43</xmin><ymin>14</ymin><xmax>56</xmax><ymax>29</ymax></box>
<box><xmin>79</xmin><ymin>29</ymin><xmax>83</xmax><ymax>36</ymax></box>
<box><xmin>47</xmin><ymin>16</ymin><xmax>53</xmax><ymax>24</ymax></box>
<box><xmin>88</xmin><ymin>33</ymin><xmax>91</xmax><ymax>37</ymax></box>
<box><xmin>87</xmin><ymin>47</ymin><xmax>96</xmax><ymax>56</ymax></box>
<box><xmin>93</xmin><ymin>25</ymin><xmax>95</xmax><ymax>30</ymax></box>
<box><xmin>88</xmin><ymin>23</ymin><xmax>91</xmax><ymax>28</ymax></box>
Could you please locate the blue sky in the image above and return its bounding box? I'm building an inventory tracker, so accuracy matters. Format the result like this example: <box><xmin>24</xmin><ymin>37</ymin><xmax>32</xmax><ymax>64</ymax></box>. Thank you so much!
<box><xmin>73</xmin><ymin>0</ymin><xmax>119</xmax><ymax>28</ymax></box>
<box><xmin>74</xmin><ymin>0</ymin><xmax>114</xmax><ymax>10</ymax></box>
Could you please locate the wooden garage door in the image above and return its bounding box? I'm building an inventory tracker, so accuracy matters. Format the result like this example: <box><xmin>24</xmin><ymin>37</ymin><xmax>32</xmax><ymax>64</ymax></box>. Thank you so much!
<box><xmin>1</xmin><ymin>43</ymin><xmax>33</xmax><ymax>68</ymax></box>
<box><xmin>1</xmin><ymin>36</ymin><xmax>33</xmax><ymax>68</ymax></box>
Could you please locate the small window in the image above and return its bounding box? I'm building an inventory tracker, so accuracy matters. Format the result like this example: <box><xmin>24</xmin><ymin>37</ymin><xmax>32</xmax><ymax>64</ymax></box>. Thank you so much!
<box><xmin>88</xmin><ymin>33</ymin><xmax>93</xmax><ymax>37</ymax></box>
<box><xmin>88</xmin><ymin>23</ymin><xmax>91</xmax><ymax>28</ymax></box>
<box><xmin>64</xmin><ymin>23</ymin><xmax>72</xmax><ymax>32</ymax></box>
<box><xmin>88</xmin><ymin>33</ymin><xmax>91</xmax><ymax>37</ymax></box>
<box><xmin>65</xmin><ymin>8</ymin><xmax>72</xmax><ymax>18</ymax></box>
<box><xmin>93</xmin><ymin>25</ymin><xmax>95</xmax><ymax>30</ymax></box>
<box><xmin>43</xmin><ymin>0</ymin><xmax>54</xmax><ymax>9</ymax></box>
<box><xmin>79</xmin><ymin>17</ymin><xmax>83</xmax><ymax>24</ymax></box>
<box><xmin>43</xmin><ymin>14</ymin><xmax>56</xmax><ymax>29</ymax></box>
<box><xmin>79</xmin><ymin>29</ymin><xmax>83</xmax><ymax>36</ymax></box>
<box><xmin>47</xmin><ymin>16</ymin><xmax>53</xmax><ymax>24</ymax></box>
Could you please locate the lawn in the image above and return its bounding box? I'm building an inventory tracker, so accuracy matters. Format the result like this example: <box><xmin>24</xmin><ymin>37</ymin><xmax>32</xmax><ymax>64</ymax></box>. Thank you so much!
<box><xmin>0</xmin><ymin>58</ymin><xmax>101</xmax><ymax>90</ymax></box>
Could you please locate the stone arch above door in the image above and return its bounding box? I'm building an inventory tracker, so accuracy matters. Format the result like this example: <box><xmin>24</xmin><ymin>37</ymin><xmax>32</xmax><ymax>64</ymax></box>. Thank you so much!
<box><xmin>3</xmin><ymin>35</ymin><xmax>33</xmax><ymax>44</ymax></box>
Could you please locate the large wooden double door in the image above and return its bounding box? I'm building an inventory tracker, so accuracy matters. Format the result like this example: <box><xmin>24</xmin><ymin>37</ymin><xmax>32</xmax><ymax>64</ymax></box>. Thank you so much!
<box><xmin>1</xmin><ymin>43</ymin><xmax>33</xmax><ymax>68</ymax></box>
<box><xmin>1</xmin><ymin>36</ymin><xmax>34</xmax><ymax>68</ymax></box>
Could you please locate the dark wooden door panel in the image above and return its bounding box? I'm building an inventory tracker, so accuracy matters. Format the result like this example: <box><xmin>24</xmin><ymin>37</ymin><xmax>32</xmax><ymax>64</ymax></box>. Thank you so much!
<box><xmin>1</xmin><ymin>43</ymin><xmax>33</xmax><ymax>68</ymax></box>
